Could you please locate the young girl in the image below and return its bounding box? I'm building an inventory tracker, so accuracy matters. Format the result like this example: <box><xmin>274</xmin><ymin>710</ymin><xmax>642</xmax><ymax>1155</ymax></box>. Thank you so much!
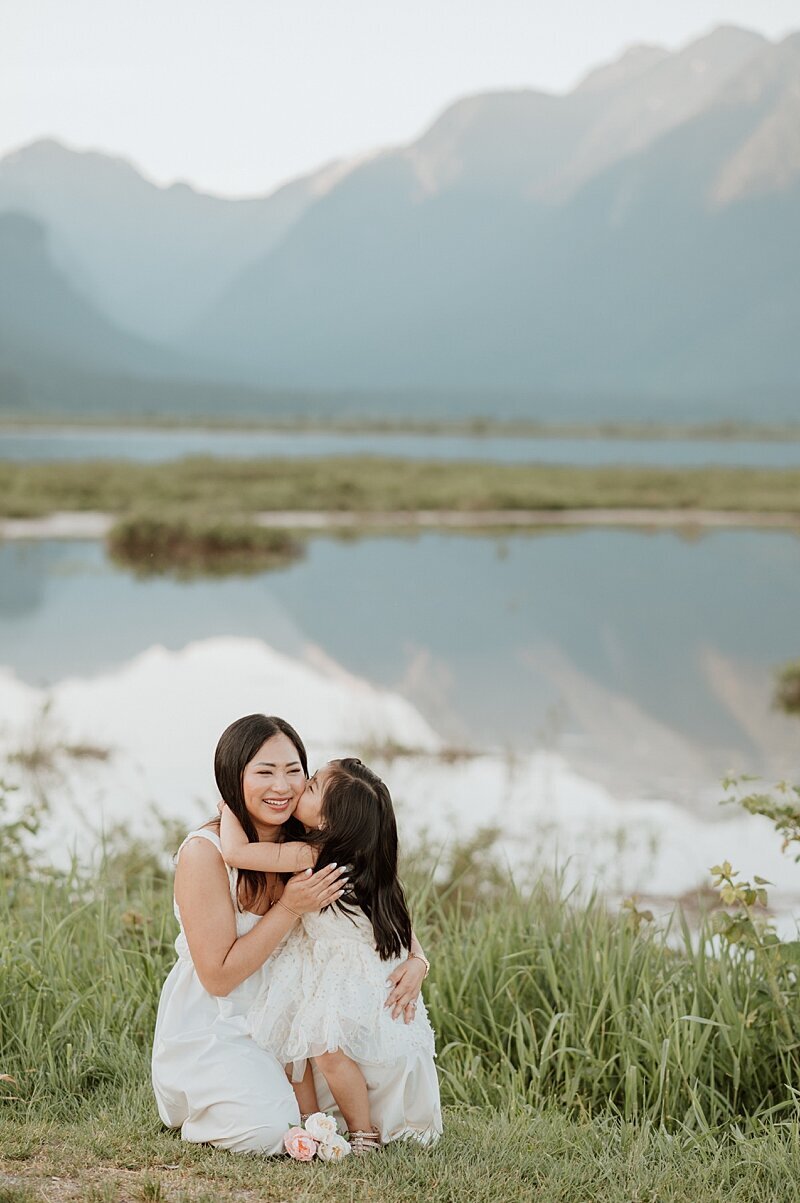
<box><xmin>220</xmin><ymin>757</ymin><xmax>442</xmax><ymax>1152</ymax></box>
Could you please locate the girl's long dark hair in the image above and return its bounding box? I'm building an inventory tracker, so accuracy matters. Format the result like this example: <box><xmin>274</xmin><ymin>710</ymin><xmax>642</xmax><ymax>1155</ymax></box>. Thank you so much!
<box><xmin>213</xmin><ymin>713</ymin><xmax>307</xmax><ymax>911</ymax></box>
<box><xmin>308</xmin><ymin>758</ymin><xmax>412</xmax><ymax>960</ymax></box>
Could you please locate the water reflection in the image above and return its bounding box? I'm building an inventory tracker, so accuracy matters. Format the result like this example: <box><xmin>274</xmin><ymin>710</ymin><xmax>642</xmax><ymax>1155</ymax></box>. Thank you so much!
<box><xmin>0</xmin><ymin>528</ymin><xmax>797</xmax><ymax>800</ymax></box>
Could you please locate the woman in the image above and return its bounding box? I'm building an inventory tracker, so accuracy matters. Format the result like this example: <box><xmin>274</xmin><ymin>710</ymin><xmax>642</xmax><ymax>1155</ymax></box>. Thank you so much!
<box><xmin>151</xmin><ymin>714</ymin><xmax>348</xmax><ymax>1153</ymax></box>
<box><xmin>151</xmin><ymin>713</ymin><xmax>428</xmax><ymax>1154</ymax></box>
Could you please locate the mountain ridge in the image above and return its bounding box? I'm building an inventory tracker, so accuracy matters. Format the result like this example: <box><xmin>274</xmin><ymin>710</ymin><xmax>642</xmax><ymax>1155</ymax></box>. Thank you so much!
<box><xmin>178</xmin><ymin>26</ymin><xmax>799</xmax><ymax>411</ymax></box>
<box><xmin>2</xmin><ymin>24</ymin><xmax>798</xmax><ymax>421</ymax></box>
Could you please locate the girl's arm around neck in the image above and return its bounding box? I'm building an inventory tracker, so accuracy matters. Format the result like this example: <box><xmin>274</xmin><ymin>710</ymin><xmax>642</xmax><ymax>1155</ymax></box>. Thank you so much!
<box><xmin>219</xmin><ymin>803</ymin><xmax>315</xmax><ymax>872</ymax></box>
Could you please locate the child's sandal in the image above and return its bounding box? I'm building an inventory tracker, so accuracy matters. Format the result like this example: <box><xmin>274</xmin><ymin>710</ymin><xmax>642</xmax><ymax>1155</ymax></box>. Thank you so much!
<box><xmin>349</xmin><ymin>1127</ymin><xmax>382</xmax><ymax>1155</ymax></box>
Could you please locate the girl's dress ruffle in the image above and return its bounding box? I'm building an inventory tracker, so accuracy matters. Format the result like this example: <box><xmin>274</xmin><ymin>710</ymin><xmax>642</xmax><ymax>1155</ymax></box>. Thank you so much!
<box><xmin>246</xmin><ymin>910</ymin><xmax>437</xmax><ymax>1069</ymax></box>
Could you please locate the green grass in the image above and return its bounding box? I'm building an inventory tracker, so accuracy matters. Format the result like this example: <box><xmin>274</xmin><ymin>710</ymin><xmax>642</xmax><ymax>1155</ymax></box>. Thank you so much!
<box><xmin>5</xmin><ymin>457</ymin><xmax>800</xmax><ymax>580</ymax></box>
<box><xmin>107</xmin><ymin>514</ymin><xmax>303</xmax><ymax>578</ymax></box>
<box><xmin>5</xmin><ymin>845</ymin><xmax>800</xmax><ymax>1130</ymax></box>
<box><xmin>3</xmin><ymin>457</ymin><xmax>800</xmax><ymax>520</ymax></box>
<box><xmin>3</xmin><ymin>1103</ymin><xmax>800</xmax><ymax>1202</ymax></box>
<box><xmin>775</xmin><ymin>661</ymin><xmax>800</xmax><ymax>717</ymax></box>
<box><xmin>3</xmin><ymin>801</ymin><xmax>800</xmax><ymax>1201</ymax></box>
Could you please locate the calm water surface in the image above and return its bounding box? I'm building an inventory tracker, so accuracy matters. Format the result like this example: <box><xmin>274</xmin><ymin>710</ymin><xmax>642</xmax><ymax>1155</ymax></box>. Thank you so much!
<box><xmin>3</xmin><ymin>427</ymin><xmax>800</xmax><ymax>466</ymax></box>
<box><xmin>1</xmin><ymin>529</ymin><xmax>797</xmax><ymax>799</ymax></box>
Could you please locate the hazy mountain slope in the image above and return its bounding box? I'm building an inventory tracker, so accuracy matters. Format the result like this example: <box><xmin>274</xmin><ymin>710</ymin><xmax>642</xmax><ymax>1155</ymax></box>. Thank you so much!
<box><xmin>709</xmin><ymin>31</ymin><xmax>800</xmax><ymax>205</ymax></box>
<box><xmin>552</xmin><ymin>24</ymin><xmax>766</xmax><ymax>198</ymax></box>
<box><xmin>182</xmin><ymin>28</ymin><xmax>799</xmax><ymax>415</ymax></box>
<box><xmin>0</xmin><ymin>211</ymin><xmax>336</xmax><ymax>416</ymax></box>
<box><xmin>3</xmin><ymin>24</ymin><xmax>797</xmax><ymax>421</ymax></box>
<box><xmin>404</xmin><ymin>24</ymin><xmax>765</xmax><ymax>203</ymax></box>
<box><xmin>0</xmin><ymin>212</ymin><xmax>177</xmax><ymax>375</ymax></box>
<box><xmin>0</xmin><ymin>140</ymin><xmax>348</xmax><ymax>341</ymax></box>
<box><xmin>499</xmin><ymin>33</ymin><xmax>800</xmax><ymax>387</ymax></box>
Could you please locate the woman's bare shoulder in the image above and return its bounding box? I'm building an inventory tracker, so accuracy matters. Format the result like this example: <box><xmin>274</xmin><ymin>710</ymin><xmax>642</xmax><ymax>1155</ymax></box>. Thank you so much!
<box><xmin>176</xmin><ymin>833</ymin><xmax>226</xmax><ymax>875</ymax></box>
<box><xmin>174</xmin><ymin>836</ymin><xmax>232</xmax><ymax>918</ymax></box>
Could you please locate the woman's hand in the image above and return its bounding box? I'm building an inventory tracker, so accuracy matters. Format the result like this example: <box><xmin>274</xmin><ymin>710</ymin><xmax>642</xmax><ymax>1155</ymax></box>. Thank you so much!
<box><xmin>280</xmin><ymin>863</ymin><xmax>348</xmax><ymax>916</ymax></box>
<box><xmin>384</xmin><ymin>956</ymin><xmax>427</xmax><ymax>1023</ymax></box>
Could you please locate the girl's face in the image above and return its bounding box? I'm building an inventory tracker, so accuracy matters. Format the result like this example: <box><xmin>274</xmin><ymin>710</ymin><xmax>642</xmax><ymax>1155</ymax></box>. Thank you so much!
<box><xmin>241</xmin><ymin>733</ymin><xmax>306</xmax><ymax>836</ymax></box>
<box><xmin>294</xmin><ymin>763</ymin><xmax>334</xmax><ymax>829</ymax></box>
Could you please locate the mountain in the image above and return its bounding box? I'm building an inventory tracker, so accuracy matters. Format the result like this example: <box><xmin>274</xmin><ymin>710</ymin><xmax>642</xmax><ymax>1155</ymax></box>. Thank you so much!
<box><xmin>406</xmin><ymin>24</ymin><xmax>766</xmax><ymax>203</ymax></box>
<box><xmin>0</xmin><ymin>211</ymin><xmax>324</xmax><ymax>418</ymax></box>
<box><xmin>552</xmin><ymin>24</ymin><xmax>767</xmax><ymax>198</ymax></box>
<box><xmin>3</xmin><ymin>24</ymin><xmax>799</xmax><ymax>422</ymax></box>
<box><xmin>180</xmin><ymin>25</ymin><xmax>799</xmax><ymax>417</ymax></box>
<box><xmin>0</xmin><ymin>211</ymin><xmax>176</xmax><ymax>383</ymax></box>
<box><xmin>0</xmin><ymin>140</ymin><xmax>350</xmax><ymax>341</ymax></box>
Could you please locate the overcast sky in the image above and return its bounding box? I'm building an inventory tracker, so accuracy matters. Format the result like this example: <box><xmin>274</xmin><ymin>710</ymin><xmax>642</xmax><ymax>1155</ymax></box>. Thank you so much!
<box><xmin>2</xmin><ymin>0</ymin><xmax>797</xmax><ymax>197</ymax></box>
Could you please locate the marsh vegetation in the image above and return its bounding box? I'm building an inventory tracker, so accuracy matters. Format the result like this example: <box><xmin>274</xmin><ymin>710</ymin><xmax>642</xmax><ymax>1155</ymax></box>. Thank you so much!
<box><xmin>3</xmin><ymin>779</ymin><xmax>800</xmax><ymax>1201</ymax></box>
<box><xmin>4</xmin><ymin>457</ymin><xmax>800</xmax><ymax>521</ymax></box>
<box><xmin>107</xmin><ymin>515</ymin><xmax>303</xmax><ymax>578</ymax></box>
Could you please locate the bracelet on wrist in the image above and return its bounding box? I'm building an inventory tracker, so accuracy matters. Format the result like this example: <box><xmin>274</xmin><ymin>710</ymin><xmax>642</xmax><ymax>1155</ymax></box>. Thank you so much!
<box><xmin>408</xmin><ymin>951</ymin><xmax>430</xmax><ymax>978</ymax></box>
<box><xmin>276</xmin><ymin>898</ymin><xmax>300</xmax><ymax>920</ymax></box>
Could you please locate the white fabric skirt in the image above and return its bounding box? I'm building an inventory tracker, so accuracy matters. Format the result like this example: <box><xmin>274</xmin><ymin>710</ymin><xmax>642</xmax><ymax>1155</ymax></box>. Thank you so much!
<box><xmin>246</xmin><ymin>911</ymin><xmax>442</xmax><ymax>1145</ymax></box>
<box><xmin>151</xmin><ymin>829</ymin><xmax>300</xmax><ymax>1153</ymax></box>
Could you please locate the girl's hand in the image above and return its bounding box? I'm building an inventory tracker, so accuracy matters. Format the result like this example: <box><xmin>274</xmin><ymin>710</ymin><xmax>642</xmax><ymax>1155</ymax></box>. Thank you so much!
<box><xmin>385</xmin><ymin>956</ymin><xmax>427</xmax><ymax>1022</ymax></box>
<box><xmin>219</xmin><ymin>802</ymin><xmax>249</xmax><ymax>864</ymax></box>
<box><xmin>278</xmin><ymin>841</ymin><xmax>318</xmax><ymax>872</ymax></box>
<box><xmin>281</xmin><ymin>864</ymin><xmax>348</xmax><ymax>916</ymax></box>
<box><xmin>296</xmin><ymin>843</ymin><xmax>318</xmax><ymax>871</ymax></box>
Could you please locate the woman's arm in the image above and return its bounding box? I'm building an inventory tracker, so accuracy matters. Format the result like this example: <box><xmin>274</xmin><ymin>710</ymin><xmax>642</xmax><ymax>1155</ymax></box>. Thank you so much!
<box><xmin>384</xmin><ymin>928</ymin><xmax>429</xmax><ymax>1022</ymax></box>
<box><xmin>219</xmin><ymin>804</ymin><xmax>315</xmax><ymax>872</ymax></box>
<box><xmin>175</xmin><ymin>838</ymin><xmax>345</xmax><ymax>996</ymax></box>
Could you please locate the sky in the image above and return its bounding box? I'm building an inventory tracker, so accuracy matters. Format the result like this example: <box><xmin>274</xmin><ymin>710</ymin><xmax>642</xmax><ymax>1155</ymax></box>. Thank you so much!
<box><xmin>2</xmin><ymin>0</ymin><xmax>798</xmax><ymax>198</ymax></box>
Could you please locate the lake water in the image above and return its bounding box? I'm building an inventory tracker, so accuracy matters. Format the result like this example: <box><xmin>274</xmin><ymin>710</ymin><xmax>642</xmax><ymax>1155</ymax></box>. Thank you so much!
<box><xmin>1</xmin><ymin>527</ymin><xmax>797</xmax><ymax>804</ymax></box>
<box><xmin>3</xmin><ymin>426</ymin><xmax>800</xmax><ymax>466</ymax></box>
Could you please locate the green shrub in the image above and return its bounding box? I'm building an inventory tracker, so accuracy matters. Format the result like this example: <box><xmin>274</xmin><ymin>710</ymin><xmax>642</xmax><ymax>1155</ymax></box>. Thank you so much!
<box><xmin>107</xmin><ymin>514</ymin><xmax>303</xmax><ymax>578</ymax></box>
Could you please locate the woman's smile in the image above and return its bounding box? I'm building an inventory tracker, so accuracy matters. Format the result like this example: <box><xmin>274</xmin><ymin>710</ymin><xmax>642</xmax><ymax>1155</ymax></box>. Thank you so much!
<box><xmin>241</xmin><ymin>732</ymin><xmax>306</xmax><ymax>832</ymax></box>
<box><xmin>260</xmin><ymin>795</ymin><xmax>293</xmax><ymax>814</ymax></box>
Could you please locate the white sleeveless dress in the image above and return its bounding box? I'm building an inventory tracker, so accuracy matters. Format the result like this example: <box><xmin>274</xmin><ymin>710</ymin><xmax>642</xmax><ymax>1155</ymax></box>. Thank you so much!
<box><xmin>151</xmin><ymin>829</ymin><xmax>300</xmax><ymax>1153</ymax></box>
<box><xmin>246</xmin><ymin>904</ymin><xmax>443</xmax><ymax>1145</ymax></box>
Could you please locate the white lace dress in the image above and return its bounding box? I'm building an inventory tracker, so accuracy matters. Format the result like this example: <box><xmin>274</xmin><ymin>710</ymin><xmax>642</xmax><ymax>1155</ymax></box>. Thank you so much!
<box><xmin>246</xmin><ymin>904</ymin><xmax>442</xmax><ymax>1145</ymax></box>
<box><xmin>151</xmin><ymin>829</ymin><xmax>300</xmax><ymax>1152</ymax></box>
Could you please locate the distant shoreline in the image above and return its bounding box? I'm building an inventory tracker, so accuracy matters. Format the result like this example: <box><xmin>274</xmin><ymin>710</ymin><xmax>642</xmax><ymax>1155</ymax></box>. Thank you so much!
<box><xmin>4</xmin><ymin>458</ymin><xmax>800</xmax><ymax>567</ymax></box>
<box><xmin>3</xmin><ymin>507</ymin><xmax>799</xmax><ymax>542</ymax></box>
<box><xmin>3</xmin><ymin>414</ymin><xmax>800</xmax><ymax>443</ymax></box>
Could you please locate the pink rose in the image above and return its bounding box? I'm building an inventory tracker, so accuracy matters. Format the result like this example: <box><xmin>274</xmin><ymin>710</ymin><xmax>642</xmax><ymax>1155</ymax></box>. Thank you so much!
<box><xmin>284</xmin><ymin>1126</ymin><xmax>318</xmax><ymax>1161</ymax></box>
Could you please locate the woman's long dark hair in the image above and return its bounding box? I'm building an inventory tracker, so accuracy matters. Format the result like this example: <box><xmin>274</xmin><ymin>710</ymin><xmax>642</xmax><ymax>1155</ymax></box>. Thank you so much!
<box><xmin>213</xmin><ymin>713</ymin><xmax>307</xmax><ymax>911</ymax></box>
<box><xmin>307</xmin><ymin>758</ymin><xmax>412</xmax><ymax>960</ymax></box>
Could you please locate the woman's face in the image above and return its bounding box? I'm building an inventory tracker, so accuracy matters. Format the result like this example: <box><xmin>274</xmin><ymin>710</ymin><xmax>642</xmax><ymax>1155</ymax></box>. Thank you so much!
<box><xmin>241</xmin><ymin>733</ymin><xmax>306</xmax><ymax>835</ymax></box>
<box><xmin>294</xmin><ymin>763</ymin><xmax>334</xmax><ymax>829</ymax></box>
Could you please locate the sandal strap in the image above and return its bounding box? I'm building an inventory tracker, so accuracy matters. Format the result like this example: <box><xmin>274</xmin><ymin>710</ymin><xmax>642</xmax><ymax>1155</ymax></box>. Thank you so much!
<box><xmin>349</xmin><ymin>1128</ymin><xmax>382</xmax><ymax>1152</ymax></box>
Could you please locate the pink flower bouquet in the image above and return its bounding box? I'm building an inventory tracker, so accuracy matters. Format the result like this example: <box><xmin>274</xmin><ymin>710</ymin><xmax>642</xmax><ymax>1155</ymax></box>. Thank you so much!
<box><xmin>284</xmin><ymin>1113</ymin><xmax>351</xmax><ymax>1162</ymax></box>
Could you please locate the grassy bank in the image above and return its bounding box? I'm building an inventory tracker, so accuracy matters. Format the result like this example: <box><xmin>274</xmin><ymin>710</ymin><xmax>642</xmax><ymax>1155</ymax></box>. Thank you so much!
<box><xmin>9</xmin><ymin>852</ymin><xmax>800</xmax><ymax>1129</ymax></box>
<box><xmin>4</xmin><ymin>457</ymin><xmax>800</xmax><ymax>520</ymax></box>
<box><xmin>3</xmin><ymin>793</ymin><xmax>800</xmax><ymax>1201</ymax></box>
<box><xmin>4</xmin><ymin>1103</ymin><xmax>800</xmax><ymax>1203</ymax></box>
<box><xmin>4</xmin><ymin>457</ymin><xmax>798</xmax><ymax>576</ymax></box>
